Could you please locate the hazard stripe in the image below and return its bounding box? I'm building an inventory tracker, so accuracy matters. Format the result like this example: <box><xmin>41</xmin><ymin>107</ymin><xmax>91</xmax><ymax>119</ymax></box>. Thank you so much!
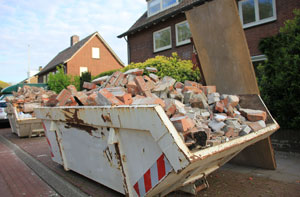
<box><xmin>133</xmin><ymin>153</ymin><xmax>173</xmax><ymax>196</ymax></box>
<box><xmin>144</xmin><ymin>169</ymin><xmax>152</xmax><ymax>193</ymax></box>
<box><xmin>133</xmin><ymin>182</ymin><xmax>140</xmax><ymax>197</ymax></box>
<box><xmin>157</xmin><ymin>154</ymin><xmax>166</xmax><ymax>180</ymax></box>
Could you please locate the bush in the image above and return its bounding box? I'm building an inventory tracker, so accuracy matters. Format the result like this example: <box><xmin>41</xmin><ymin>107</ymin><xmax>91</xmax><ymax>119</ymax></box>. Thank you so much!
<box><xmin>123</xmin><ymin>53</ymin><xmax>201</xmax><ymax>82</ymax></box>
<box><xmin>92</xmin><ymin>69</ymin><xmax>120</xmax><ymax>80</ymax></box>
<box><xmin>258</xmin><ymin>9</ymin><xmax>300</xmax><ymax>129</ymax></box>
<box><xmin>47</xmin><ymin>65</ymin><xmax>80</xmax><ymax>93</ymax></box>
<box><xmin>80</xmin><ymin>71</ymin><xmax>91</xmax><ymax>90</ymax></box>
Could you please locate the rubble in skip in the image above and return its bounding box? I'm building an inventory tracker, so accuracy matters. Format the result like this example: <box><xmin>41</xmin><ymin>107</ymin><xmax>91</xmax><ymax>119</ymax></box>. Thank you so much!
<box><xmin>5</xmin><ymin>86</ymin><xmax>57</xmax><ymax>119</ymax></box>
<box><xmin>43</xmin><ymin>69</ymin><xmax>269</xmax><ymax>150</ymax></box>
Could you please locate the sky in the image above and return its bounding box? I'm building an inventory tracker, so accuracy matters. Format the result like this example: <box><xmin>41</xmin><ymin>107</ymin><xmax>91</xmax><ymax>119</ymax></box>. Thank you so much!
<box><xmin>0</xmin><ymin>0</ymin><xmax>146</xmax><ymax>84</ymax></box>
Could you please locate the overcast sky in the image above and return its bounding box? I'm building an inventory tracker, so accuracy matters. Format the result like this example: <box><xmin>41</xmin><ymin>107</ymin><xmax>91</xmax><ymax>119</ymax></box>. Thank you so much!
<box><xmin>0</xmin><ymin>0</ymin><xmax>146</xmax><ymax>84</ymax></box>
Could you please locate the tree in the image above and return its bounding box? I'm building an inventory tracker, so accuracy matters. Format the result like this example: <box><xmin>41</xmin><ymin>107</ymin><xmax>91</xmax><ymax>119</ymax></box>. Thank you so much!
<box><xmin>47</xmin><ymin>65</ymin><xmax>72</xmax><ymax>93</ymax></box>
<box><xmin>258</xmin><ymin>9</ymin><xmax>300</xmax><ymax>129</ymax></box>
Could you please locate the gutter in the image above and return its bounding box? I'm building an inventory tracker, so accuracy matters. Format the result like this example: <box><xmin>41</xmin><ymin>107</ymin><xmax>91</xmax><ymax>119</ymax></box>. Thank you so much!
<box><xmin>117</xmin><ymin>0</ymin><xmax>209</xmax><ymax>38</ymax></box>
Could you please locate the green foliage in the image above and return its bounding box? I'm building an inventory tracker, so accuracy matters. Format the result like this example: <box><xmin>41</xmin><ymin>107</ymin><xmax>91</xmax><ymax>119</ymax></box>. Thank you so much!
<box><xmin>92</xmin><ymin>69</ymin><xmax>120</xmax><ymax>80</ymax></box>
<box><xmin>47</xmin><ymin>65</ymin><xmax>72</xmax><ymax>93</ymax></box>
<box><xmin>73</xmin><ymin>76</ymin><xmax>81</xmax><ymax>91</ymax></box>
<box><xmin>122</xmin><ymin>53</ymin><xmax>201</xmax><ymax>82</ymax></box>
<box><xmin>80</xmin><ymin>71</ymin><xmax>91</xmax><ymax>90</ymax></box>
<box><xmin>258</xmin><ymin>9</ymin><xmax>300</xmax><ymax>129</ymax></box>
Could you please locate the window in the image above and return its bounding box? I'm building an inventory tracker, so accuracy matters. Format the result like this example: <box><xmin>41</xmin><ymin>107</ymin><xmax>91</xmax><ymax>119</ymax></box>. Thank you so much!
<box><xmin>239</xmin><ymin>0</ymin><xmax>276</xmax><ymax>28</ymax></box>
<box><xmin>148</xmin><ymin>0</ymin><xmax>180</xmax><ymax>17</ymax></box>
<box><xmin>80</xmin><ymin>67</ymin><xmax>88</xmax><ymax>76</ymax></box>
<box><xmin>92</xmin><ymin>47</ymin><xmax>100</xmax><ymax>59</ymax></box>
<box><xmin>176</xmin><ymin>21</ymin><xmax>191</xmax><ymax>46</ymax></box>
<box><xmin>153</xmin><ymin>27</ymin><xmax>172</xmax><ymax>52</ymax></box>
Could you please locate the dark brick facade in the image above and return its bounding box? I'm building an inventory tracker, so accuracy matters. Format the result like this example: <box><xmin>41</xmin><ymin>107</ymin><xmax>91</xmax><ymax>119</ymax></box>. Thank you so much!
<box><xmin>244</xmin><ymin>0</ymin><xmax>299</xmax><ymax>56</ymax></box>
<box><xmin>128</xmin><ymin>0</ymin><xmax>299</xmax><ymax>63</ymax></box>
<box><xmin>128</xmin><ymin>14</ymin><xmax>193</xmax><ymax>63</ymax></box>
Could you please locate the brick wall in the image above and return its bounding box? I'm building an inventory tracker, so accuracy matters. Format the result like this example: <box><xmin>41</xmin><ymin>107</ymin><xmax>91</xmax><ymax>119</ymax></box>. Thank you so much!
<box><xmin>67</xmin><ymin>36</ymin><xmax>123</xmax><ymax>76</ymax></box>
<box><xmin>244</xmin><ymin>0</ymin><xmax>299</xmax><ymax>56</ymax></box>
<box><xmin>128</xmin><ymin>14</ymin><xmax>193</xmax><ymax>63</ymax></box>
<box><xmin>128</xmin><ymin>0</ymin><xmax>299</xmax><ymax>62</ymax></box>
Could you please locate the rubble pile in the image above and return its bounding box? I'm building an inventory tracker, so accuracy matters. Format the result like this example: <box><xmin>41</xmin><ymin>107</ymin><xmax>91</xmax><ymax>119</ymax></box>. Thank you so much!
<box><xmin>6</xmin><ymin>86</ymin><xmax>56</xmax><ymax>118</ymax></box>
<box><xmin>55</xmin><ymin>68</ymin><xmax>267</xmax><ymax>150</ymax></box>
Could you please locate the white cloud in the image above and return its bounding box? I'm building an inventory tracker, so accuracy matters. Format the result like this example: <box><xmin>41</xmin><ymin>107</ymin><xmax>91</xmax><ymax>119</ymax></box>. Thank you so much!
<box><xmin>0</xmin><ymin>0</ymin><xmax>146</xmax><ymax>83</ymax></box>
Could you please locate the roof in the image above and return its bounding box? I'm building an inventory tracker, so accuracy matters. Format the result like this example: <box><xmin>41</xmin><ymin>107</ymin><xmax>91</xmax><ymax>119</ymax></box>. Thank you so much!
<box><xmin>39</xmin><ymin>32</ymin><xmax>124</xmax><ymax>76</ymax></box>
<box><xmin>118</xmin><ymin>0</ymin><xmax>208</xmax><ymax>38</ymax></box>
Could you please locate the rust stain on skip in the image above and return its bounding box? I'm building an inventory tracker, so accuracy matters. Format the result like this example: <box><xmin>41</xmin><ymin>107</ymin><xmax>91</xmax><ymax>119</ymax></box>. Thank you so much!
<box><xmin>101</xmin><ymin>114</ymin><xmax>111</xmax><ymax>122</ymax></box>
<box><xmin>62</xmin><ymin>108</ymin><xmax>97</xmax><ymax>136</ymax></box>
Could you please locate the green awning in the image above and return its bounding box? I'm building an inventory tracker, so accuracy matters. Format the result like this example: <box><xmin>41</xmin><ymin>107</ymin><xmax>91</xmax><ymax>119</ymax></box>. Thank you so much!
<box><xmin>1</xmin><ymin>83</ymin><xmax>48</xmax><ymax>94</ymax></box>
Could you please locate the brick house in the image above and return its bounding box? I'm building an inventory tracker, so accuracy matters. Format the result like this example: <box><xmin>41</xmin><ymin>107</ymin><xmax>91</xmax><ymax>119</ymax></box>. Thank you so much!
<box><xmin>118</xmin><ymin>0</ymin><xmax>299</xmax><ymax>65</ymax></box>
<box><xmin>38</xmin><ymin>32</ymin><xmax>124</xmax><ymax>83</ymax></box>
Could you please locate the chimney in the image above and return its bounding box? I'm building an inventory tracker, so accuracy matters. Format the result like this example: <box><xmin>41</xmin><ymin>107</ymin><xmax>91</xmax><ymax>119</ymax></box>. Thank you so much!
<box><xmin>39</xmin><ymin>66</ymin><xmax>42</xmax><ymax>71</ymax></box>
<box><xmin>70</xmin><ymin>35</ymin><xmax>79</xmax><ymax>46</ymax></box>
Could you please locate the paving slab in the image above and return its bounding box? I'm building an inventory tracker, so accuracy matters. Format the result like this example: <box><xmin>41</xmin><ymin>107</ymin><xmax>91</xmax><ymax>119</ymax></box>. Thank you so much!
<box><xmin>0</xmin><ymin>137</ymin><xmax>58</xmax><ymax>197</ymax></box>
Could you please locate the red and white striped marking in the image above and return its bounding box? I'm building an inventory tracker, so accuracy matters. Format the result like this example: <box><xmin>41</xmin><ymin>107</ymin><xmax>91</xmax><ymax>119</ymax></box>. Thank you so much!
<box><xmin>133</xmin><ymin>153</ymin><xmax>172</xmax><ymax>197</ymax></box>
<box><xmin>42</xmin><ymin>122</ymin><xmax>54</xmax><ymax>158</ymax></box>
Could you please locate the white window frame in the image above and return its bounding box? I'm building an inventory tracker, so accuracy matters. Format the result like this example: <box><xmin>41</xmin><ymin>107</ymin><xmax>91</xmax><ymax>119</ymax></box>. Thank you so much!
<box><xmin>92</xmin><ymin>47</ymin><xmax>100</xmax><ymax>59</ymax></box>
<box><xmin>251</xmin><ymin>54</ymin><xmax>267</xmax><ymax>62</ymax></box>
<box><xmin>153</xmin><ymin>26</ymin><xmax>172</xmax><ymax>53</ymax></box>
<box><xmin>148</xmin><ymin>0</ymin><xmax>180</xmax><ymax>17</ymax></box>
<box><xmin>175</xmin><ymin>20</ymin><xmax>191</xmax><ymax>46</ymax></box>
<box><xmin>80</xmin><ymin>67</ymin><xmax>88</xmax><ymax>76</ymax></box>
<box><xmin>238</xmin><ymin>0</ymin><xmax>277</xmax><ymax>29</ymax></box>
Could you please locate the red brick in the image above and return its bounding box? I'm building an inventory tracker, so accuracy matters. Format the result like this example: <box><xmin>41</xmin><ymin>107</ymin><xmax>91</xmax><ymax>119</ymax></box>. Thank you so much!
<box><xmin>56</xmin><ymin>89</ymin><xmax>72</xmax><ymax>106</ymax></box>
<box><xmin>202</xmin><ymin>86</ymin><xmax>216</xmax><ymax>95</ymax></box>
<box><xmin>126</xmin><ymin>81</ymin><xmax>139</xmax><ymax>96</ymax></box>
<box><xmin>215</xmin><ymin>101</ymin><xmax>224</xmax><ymax>113</ymax></box>
<box><xmin>134</xmin><ymin>76</ymin><xmax>149</xmax><ymax>95</ymax></box>
<box><xmin>113</xmin><ymin>73</ymin><xmax>125</xmax><ymax>86</ymax></box>
<box><xmin>66</xmin><ymin>96</ymin><xmax>78</xmax><ymax>106</ymax></box>
<box><xmin>86</xmin><ymin>92</ymin><xmax>98</xmax><ymax>106</ymax></box>
<box><xmin>182</xmin><ymin>86</ymin><xmax>202</xmax><ymax>94</ymax></box>
<box><xmin>240</xmin><ymin>108</ymin><xmax>267</xmax><ymax>122</ymax></box>
<box><xmin>116</xmin><ymin>93</ymin><xmax>133</xmax><ymax>105</ymax></box>
<box><xmin>67</xmin><ymin>85</ymin><xmax>78</xmax><ymax>95</ymax></box>
<box><xmin>75</xmin><ymin>92</ymin><xmax>88</xmax><ymax>105</ymax></box>
<box><xmin>132</xmin><ymin>97</ymin><xmax>165</xmax><ymax>108</ymax></box>
<box><xmin>98</xmin><ymin>88</ymin><xmax>124</xmax><ymax>105</ymax></box>
<box><xmin>83</xmin><ymin>82</ymin><xmax>97</xmax><ymax>90</ymax></box>
<box><xmin>164</xmin><ymin>100</ymin><xmax>177</xmax><ymax>117</ymax></box>
<box><xmin>171</xmin><ymin>116</ymin><xmax>195</xmax><ymax>133</ymax></box>
<box><xmin>184</xmin><ymin>80</ymin><xmax>202</xmax><ymax>89</ymax></box>
<box><xmin>174</xmin><ymin>82</ymin><xmax>184</xmax><ymax>89</ymax></box>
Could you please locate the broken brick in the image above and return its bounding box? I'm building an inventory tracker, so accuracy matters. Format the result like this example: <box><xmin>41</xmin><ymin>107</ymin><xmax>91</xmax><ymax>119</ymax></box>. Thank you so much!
<box><xmin>83</xmin><ymin>82</ymin><xmax>97</xmax><ymax>90</ymax></box>
<box><xmin>149</xmin><ymin>73</ymin><xmax>159</xmax><ymax>82</ymax></box>
<box><xmin>182</xmin><ymin>86</ymin><xmax>202</xmax><ymax>94</ymax></box>
<box><xmin>170</xmin><ymin>116</ymin><xmax>195</xmax><ymax>133</ymax></box>
<box><xmin>132</xmin><ymin>97</ymin><xmax>165</xmax><ymax>108</ymax></box>
<box><xmin>98</xmin><ymin>88</ymin><xmax>124</xmax><ymax>106</ymax></box>
<box><xmin>247</xmin><ymin>120</ymin><xmax>266</xmax><ymax>132</ymax></box>
<box><xmin>56</xmin><ymin>89</ymin><xmax>72</xmax><ymax>106</ymax></box>
<box><xmin>215</xmin><ymin>101</ymin><xmax>224</xmax><ymax>113</ymax></box>
<box><xmin>67</xmin><ymin>85</ymin><xmax>78</xmax><ymax>95</ymax></box>
<box><xmin>174</xmin><ymin>82</ymin><xmax>184</xmax><ymax>89</ymax></box>
<box><xmin>124</xmin><ymin>68</ymin><xmax>144</xmax><ymax>76</ymax></box>
<box><xmin>116</xmin><ymin>93</ymin><xmax>133</xmax><ymax>105</ymax></box>
<box><xmin>145</xmin><ymin>67</ymin><xmax>158</xmax><ymax>73</ymax></box>
<box><xmin>202</xmin><ymin>86</ymin><xmax>216</xmax><ymax>95</ymax></box>
<box><xmin>240</xmin><ymin>108</ymin><xmax>267</xmax><ymax>122</ymax></box>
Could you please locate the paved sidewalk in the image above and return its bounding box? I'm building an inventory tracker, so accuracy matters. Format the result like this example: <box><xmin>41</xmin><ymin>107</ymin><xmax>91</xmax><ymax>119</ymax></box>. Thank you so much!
<box><xmin>0</xmin><ymin>139</ymin><xmax>58</xmax><ymax>197</ymax></box>
<box><xmin>223</xmin><ymin>151</ymin><xmax>300</xmax><ymax>183</ymax></box>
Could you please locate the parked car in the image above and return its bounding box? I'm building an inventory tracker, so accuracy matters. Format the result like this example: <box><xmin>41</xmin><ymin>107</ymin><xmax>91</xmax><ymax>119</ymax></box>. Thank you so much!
<box><xmin>0</xmin><ymin>94</ymin><xmax>12</xmax><ymax>123</ymax></box>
